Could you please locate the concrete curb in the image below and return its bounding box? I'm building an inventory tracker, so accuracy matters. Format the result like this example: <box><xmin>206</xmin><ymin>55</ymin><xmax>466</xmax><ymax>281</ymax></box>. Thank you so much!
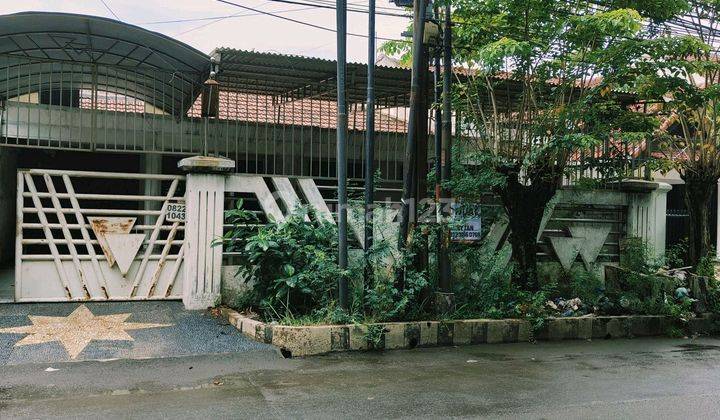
<box><xmin>221</xmin><ymin>308</ymin><xmax>720</xmax><ymax>357</ymax></box>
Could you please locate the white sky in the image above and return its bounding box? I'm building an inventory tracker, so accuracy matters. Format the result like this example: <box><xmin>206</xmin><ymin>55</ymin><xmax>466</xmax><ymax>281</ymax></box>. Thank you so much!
<box><xmin>0</xmin><ymin>0</ymin><xmax>410</xmax><ymax>62</ymax></box>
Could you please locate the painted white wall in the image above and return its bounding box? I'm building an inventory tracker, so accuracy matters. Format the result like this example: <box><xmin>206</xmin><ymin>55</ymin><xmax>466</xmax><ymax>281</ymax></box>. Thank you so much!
<box><xmin>626</xmin><ymin>183</ymin><xmax>672</xmax><ymax>259</ymax></box>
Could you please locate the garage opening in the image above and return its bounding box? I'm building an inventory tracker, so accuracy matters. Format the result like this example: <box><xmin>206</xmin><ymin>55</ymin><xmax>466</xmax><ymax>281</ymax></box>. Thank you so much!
<box><xmin>0</xmin><ymin>148</ymin><xmax>16</xmax><ymax>301</ymax></box>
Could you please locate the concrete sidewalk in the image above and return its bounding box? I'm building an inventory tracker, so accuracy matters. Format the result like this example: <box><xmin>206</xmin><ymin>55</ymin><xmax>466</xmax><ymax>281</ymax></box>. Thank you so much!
<box><xmin>0</xmin><ymin>301</ymin><xmax>275</xmax><ymax>365</ymax></box>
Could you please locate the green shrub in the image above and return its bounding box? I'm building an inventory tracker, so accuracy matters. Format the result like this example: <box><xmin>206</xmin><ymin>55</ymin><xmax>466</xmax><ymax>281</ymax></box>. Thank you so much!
<box><xmin>665</xmin><ymin>239</ymin><xmax>689</xmax><ymax>269</ymax></box>
<box><xmin>451</xmin><ymin>247</ymin><xmax>554</xmax><ymax>332</ymax></box>
<box><xmin>620</xmin><ymin>237</ymin><xmax>661</xmax><ymax>275</ymax></box>
<box><xmin>358</xmin><ymin>224</ymin><xmax>430</xmax><ymax>322</ymax></box>
<box><xmin>602</xmin><ymin>237</ymin><xmax>694</xmax><ymax>324</ymax></box>
<box><xmin>223</xmin><ymin>204</ymin><xmax>344</xmax><ymax>322</ymax></box>
<box><xmin>452</xmin><ymin>247</ymin><xmax>514</xmax><ymax>318</ymax></box>
<box><xmin>222</xmin><ymin>200</ymin><xmax>431</xmax><ymax>325</ymax></box>
<box><xmin>696</xmin><ymin>250</ymin><xmax>716</xmax><ymax>278</ymax></box>
<box><xmin>545</xmin><ymin>265</ymin><xmax>604</xmax><ymax>305</ymax></box>
<box><xmin>222</xmin><ymin>202</ymin><xmax>705</xmax><ymax>331</ymax></box>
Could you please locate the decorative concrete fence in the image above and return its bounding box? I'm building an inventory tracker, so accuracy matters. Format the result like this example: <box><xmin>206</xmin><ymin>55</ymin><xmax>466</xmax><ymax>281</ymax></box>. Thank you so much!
<box><xmin>177</xmin><ymin>155</ymin><xmax>671</xmax><ymax>310</ymax></box>
<box><xmin>461</xmin><ymin>181</ymin><xmax>671</xmax><ymax>283</ymax></box>
<box><xmin>539</xmin><ymin>181</ymin><xmax>671</xmax><ymax>281</ymax></box>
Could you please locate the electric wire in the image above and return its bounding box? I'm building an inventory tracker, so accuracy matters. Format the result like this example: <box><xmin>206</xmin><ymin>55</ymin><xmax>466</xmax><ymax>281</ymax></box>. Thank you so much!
<box><xmin>144</xmin><ymin>0</ymin><xmax>408</xmax><ymax>25</ymax></box>
<box><xmin>263</xmin><ymin>0</ymin><xmax>411</xmax><ymax>18</ymax></box>
<box><xmin>215</xmin><ymin>0</ymin><xmax>409</xmax><ymax>42</ymax></box>
<box><xmin>99</xmin><ymin>0</ymin><xmax>122</xmax><ymax>21</ymax></box>
<box><xmin>176</xmin><ymin>4</ymin><xmax>319</xmax><ymax>36</ymax></box>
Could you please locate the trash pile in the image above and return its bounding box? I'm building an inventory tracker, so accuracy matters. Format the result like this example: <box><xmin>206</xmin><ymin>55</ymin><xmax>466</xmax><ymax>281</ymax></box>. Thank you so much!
<box><xmin>658</xmin><ymin>266</ymin><xmax>706</xmax><ymax>310</ymax></box>
<box><xmin>660</xmin><ymin>266</ymin><xmax>691</xmax><ymax>283</ymax></box>
<box><xmin>542</xmin><ymin>265</ymin><xmax>714</xmax><ymax>318</ymax></box>
<box><xmin>546</xmin><ymin>297</ymin><xmax>591</xmax><ymax>317</ymax></box>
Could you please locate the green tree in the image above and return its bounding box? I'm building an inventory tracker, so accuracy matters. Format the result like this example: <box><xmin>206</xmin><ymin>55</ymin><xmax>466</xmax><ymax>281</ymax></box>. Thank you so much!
<box><xmin>634</xmin><ymin>1</ymin><xmax>720</xmax><ymax>266</ymax></box>
<box><xmin>446</xmin><ymin>0</ymin><xmax>682</xmax><ymax>290</ymax></box>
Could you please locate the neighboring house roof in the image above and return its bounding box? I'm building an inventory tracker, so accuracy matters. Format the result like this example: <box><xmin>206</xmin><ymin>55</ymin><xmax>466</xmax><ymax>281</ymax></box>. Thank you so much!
<box><xmin>84</xmin><ymin>90</ymin><xmax>410</xmax><ymax>134</ymax></box>
<box><xmin>191</xmin><ymin>92</ymin><xmax>409</xmax><ymax>133</ymax></box>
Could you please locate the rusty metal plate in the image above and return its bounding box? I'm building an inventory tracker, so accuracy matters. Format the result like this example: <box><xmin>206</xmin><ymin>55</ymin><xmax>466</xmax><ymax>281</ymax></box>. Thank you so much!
<box><xmin>88</xmin><ymin>217</ymin><xmax>136</xmax><ymax>266</ymax></box>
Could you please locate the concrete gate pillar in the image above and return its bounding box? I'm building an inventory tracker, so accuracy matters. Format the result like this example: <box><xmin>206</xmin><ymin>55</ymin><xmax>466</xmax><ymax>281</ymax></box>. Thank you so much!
<box><xmin>624</xmin><ymin>180</ymin><xmax>672</xmax><ymax>259</ymax></box>
<box><xmin>179</xmin><ymin>156</ymin><xmax>234</xmax><ymax>310</ymax></box>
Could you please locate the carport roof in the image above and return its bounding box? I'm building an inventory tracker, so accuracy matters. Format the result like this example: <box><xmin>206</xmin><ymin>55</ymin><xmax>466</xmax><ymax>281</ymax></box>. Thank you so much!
<box><xmin>211</xmin><ymin>48</ymin><xmax>414</xmax><ymax>105</ymax></box>
<box><xmin>0</xmin><ymin>12</ymin><xmax>210</xmax><ymax>73</ymax></box>
<box><xmin>0</xmin><ymin>12</ymin><xmax>211</xmax><ymax>114</ymax></box>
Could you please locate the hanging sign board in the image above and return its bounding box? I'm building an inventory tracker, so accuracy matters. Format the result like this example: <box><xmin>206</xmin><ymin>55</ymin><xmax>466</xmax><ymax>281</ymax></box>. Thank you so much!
<box><xmin>451</xmin><ymin>203</ymin><xmax>482</xmax><ymax>242</ymax></box>
<box><xmin>166</xmin><ymin>202</ymin><xmax>187</xmax><ymax>223</ymax></box>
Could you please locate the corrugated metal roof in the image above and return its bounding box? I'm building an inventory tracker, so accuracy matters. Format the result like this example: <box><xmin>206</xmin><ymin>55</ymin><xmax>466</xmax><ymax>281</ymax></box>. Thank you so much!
<box><xmin>211</xmin><ymin>48</ymin><xmax>414</xmax><ymax>104</ymax></box>
<box><xmin>210</xmin><ymin>49</ymin><xmax>637</xmax><ymax>113</ymax></box>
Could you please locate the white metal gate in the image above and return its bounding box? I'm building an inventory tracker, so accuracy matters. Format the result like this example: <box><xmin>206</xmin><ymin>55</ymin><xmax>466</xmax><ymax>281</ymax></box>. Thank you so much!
<box><xmin>15</xmin><ymin>169</ymin><xmax>186</xmax><ymax>302</ymax></box>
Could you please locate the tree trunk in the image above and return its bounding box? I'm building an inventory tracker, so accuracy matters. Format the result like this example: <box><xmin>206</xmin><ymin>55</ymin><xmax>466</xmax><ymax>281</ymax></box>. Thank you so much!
<box><xmin>683</xmin><ymin>171</ymin><xmax>716</xmax><ymax>267</ymax></box>
<box><xmin>497</xmin><ymin>169</ymin><xmax>559</xmax><ymax>291</ymax></box>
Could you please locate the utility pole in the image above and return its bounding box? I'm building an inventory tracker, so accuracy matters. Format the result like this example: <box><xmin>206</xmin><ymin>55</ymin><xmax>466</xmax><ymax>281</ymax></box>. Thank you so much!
<box><xmin>364</xmin><ymin>0</ymin><xmax>376</xmax><ymax>283</ymax></box>
<box><xmin>437</xmin><ymin>2</ymin><xmax>453</xmax><ymax>304</ymax></box>
<box><xmin>336</xmin><ymin>0</ymin><xmax>349</xmax><ymax>309</ymax></box>
<box><xmin>415</xmin><ymin>41</ymin><xmax>430</xmax><ymax>206</ymax></box>
<box><xmin>433</xmin><ymin>8</ymin><xmax>442</xmax><ymax>227</ymax></box>
<box><xmin>414</xmin><ymin>36</ymin><xmax>431</xmax><ymax>274</ymax></box>
<box><xmin>397</xmin><ymin>0</ymin><xmax>427</xmax><ymax>265</ymax></box>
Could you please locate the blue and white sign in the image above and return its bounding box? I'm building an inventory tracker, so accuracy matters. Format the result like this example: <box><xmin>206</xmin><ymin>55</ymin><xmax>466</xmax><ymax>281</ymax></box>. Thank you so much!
<box><xmin>451</xmin><ymin>203</ymin><xmax>482</xmax><ymax>242</ymax></box>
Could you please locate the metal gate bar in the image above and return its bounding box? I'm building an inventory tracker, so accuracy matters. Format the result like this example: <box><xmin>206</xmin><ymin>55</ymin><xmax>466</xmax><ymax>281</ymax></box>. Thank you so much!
<box><xmin>15</xmin><ymin>169</ymin><xmax>186</xmax><ymax>302</ymax></box>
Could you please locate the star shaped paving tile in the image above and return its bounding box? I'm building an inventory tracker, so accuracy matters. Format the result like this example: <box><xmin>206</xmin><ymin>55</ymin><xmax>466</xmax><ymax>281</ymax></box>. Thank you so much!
<box><xmin>0</xmin><ymin>305</ymin><xmax>172</xmax><ymax>358</ymax></box>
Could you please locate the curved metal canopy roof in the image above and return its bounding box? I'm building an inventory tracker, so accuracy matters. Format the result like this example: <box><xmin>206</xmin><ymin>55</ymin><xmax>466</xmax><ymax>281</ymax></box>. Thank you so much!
<box><xmin>0</xmin><ymin>12</ymin><xmax>211</xmax><ymax>113</ymax></box>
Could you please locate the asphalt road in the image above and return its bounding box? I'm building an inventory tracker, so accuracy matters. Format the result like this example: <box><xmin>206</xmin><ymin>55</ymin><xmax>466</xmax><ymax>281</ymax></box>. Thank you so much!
<box><xmin>2</xmin><ymin>337</ymin><xmax>720</xmax><ymax>419</ymax></box>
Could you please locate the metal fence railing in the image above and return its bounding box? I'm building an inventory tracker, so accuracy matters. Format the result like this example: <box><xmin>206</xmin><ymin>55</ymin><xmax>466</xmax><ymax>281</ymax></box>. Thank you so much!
<box><xmin>0</xmin><ymin>55</ymin><xmax>412</xmax><ymax>183</ymax></box>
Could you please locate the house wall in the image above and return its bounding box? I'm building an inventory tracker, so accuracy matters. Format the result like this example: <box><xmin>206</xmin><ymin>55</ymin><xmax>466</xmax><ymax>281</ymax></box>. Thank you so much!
<box><xmin>473</xmin><ymin>185</ymin><xmax>670</xmax><ymax>285</ymax></box>
<box><xmin>1</xmin><ymin>147</ymin><xmax>673</xmax><ymax>305</ymax></box>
